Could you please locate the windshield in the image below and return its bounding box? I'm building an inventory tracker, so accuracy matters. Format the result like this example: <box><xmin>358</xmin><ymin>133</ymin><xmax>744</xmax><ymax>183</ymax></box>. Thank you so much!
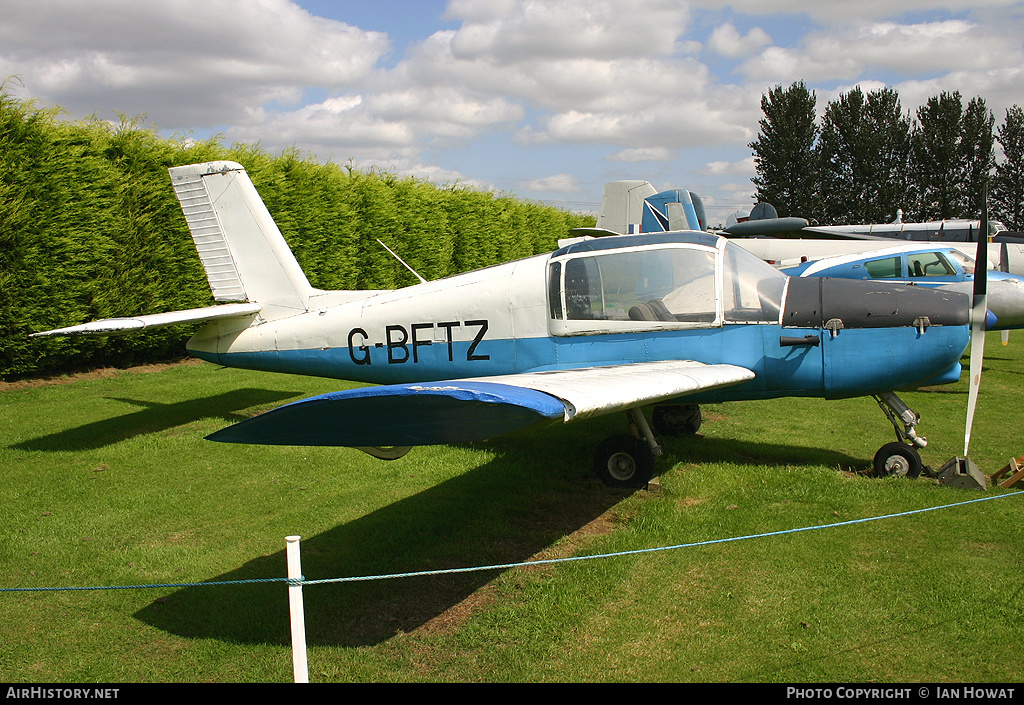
<box><xmin>947</xmin><ymin>249</ymin><xmax>976</xmax><ymax>274</ymax></box>
<box><xmin>721</xmin><ymin>241</ymin><xmax>786</xmax><ymax>323</ymax></box>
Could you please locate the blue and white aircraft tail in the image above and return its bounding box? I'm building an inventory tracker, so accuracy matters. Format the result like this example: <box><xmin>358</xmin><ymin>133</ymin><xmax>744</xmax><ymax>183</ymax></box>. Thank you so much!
<box><xmin>169</xmin><ymin>162</ymin><xmax>318</xmax><ymax>318</ymax></box>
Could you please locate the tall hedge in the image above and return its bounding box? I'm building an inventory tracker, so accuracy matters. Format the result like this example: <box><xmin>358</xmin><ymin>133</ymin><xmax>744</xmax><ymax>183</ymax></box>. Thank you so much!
<box><xmin>0</xmin><ymin>93</ymin><xmax>594</xmax><ymax>380</ymax></box>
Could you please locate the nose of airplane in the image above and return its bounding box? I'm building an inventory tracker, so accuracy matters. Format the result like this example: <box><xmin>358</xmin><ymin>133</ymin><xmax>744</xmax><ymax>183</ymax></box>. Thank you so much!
<box><xmin>783</xmin><ymin>277</ymin><xmax>971</xmax><ymax>397</ymax></box>
<box><xmin>784</xmin><ymin>277</ymin><xmax>971</xmax><ymax>329</ymax></box>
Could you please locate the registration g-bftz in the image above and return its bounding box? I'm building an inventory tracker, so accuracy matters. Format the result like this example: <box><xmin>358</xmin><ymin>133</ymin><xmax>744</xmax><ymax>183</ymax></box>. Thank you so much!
<box><xmin>347</xmin><ymin>320</ymin><xmax>490</xmax><ymax>365</ymax></box>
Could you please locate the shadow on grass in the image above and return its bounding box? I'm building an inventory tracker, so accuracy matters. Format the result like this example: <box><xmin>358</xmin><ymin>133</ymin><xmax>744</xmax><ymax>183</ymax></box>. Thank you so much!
<box><xmin>133</xmin><ymin>422</ymin><xmax>867</xmax><ymax>648</ymax></box>
<box><xmin>12</xmin><ymin>388</ymin><xmax>302</xmax><ymax>451</ymax></box>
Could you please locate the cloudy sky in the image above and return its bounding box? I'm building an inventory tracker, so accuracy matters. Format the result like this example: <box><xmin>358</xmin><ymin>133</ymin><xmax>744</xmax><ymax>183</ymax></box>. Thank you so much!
<box><xmin>2</xmin><ymin>0</ymin><xmax>1023</xmax><ymax>224</ymax></box>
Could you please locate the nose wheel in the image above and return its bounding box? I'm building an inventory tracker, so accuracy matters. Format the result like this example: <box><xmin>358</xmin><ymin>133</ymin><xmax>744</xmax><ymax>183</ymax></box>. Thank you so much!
<box><xmin>873</xmin><ymin>441</ymin><xmax>923</xmax><ymax>478</ymax></box>
<box><xmin>872</xmin><ymin>393</ymin><xmax>926</xmax><ymax>479</ymax></box>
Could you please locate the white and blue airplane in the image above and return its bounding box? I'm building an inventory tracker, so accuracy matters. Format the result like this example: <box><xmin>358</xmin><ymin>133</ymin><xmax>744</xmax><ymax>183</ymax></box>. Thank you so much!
<box><xmin>33</xmin><ymin>162</ymin><xmax>979</xmax><ymax>486</ymax></box>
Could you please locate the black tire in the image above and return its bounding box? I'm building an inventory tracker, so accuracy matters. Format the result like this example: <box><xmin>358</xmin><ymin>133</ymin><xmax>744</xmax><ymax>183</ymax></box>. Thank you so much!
<box><xmin>873</xmin><ymin>442</ymin><xmax>923</xmax><ymax>479</ymax></box>
<box><xmin>594</xmin><ymin>434</ymin><xmax>655</xmax><ymax>488</ymax></box>
<box><xmin>651</xmin><ymin>404</ymin><xmax>701</xmax><ymax>436</ymax></box>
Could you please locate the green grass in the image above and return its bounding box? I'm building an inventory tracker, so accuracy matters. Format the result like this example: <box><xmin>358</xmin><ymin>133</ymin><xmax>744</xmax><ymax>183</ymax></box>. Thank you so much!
<box><xmin>1</xmin><ymin>339</ymin><xmax>1023</xmax><ymax>683</ymax></box>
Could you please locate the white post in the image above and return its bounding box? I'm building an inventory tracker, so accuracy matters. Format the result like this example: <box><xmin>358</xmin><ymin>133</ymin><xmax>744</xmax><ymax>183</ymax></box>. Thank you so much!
<box><xmin>285</xmin><ymin>535</ymin><xmax>309</xmax><ymax>683</ymax></box>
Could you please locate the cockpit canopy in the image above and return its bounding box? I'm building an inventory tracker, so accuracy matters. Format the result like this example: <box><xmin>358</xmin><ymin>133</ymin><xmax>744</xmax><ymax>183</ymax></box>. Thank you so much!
<box><xmin>547</xmin><ymin>233</ymin><xmax>787</xmax><ymax>336</ymax></box>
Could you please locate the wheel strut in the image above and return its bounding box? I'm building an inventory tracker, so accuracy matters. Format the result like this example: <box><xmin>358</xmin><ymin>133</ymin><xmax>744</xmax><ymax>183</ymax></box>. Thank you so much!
<box><xmin>873</xmin><ymin>392</ymin><xmax>927</xmax><ymax>449</ymax></box>
<box><xmin>628</xmin><ymin>408</ymin><xmax>663</xmax><ymax>458</ymax></box>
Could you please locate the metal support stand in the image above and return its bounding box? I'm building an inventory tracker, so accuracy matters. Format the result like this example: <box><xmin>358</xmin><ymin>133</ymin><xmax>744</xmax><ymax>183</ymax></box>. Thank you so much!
<box><xmin>935</xmin><ymin>457</ymin><xmax>987</xmax><ymax>491</ymax></box>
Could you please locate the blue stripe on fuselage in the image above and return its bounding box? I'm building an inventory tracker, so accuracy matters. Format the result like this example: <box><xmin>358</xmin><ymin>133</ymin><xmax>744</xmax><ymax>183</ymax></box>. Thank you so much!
<box><xmin>193</xmin><ymin>323</ymin><xmax>967</xmax><ymax>402</ymax></box>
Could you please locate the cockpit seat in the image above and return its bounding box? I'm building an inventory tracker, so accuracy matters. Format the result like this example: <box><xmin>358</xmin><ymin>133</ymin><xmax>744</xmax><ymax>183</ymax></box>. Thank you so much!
<box><xmin>628</xmin><ymin>299</ymin><xmax>676</xmax><ymax>322</ymax></box>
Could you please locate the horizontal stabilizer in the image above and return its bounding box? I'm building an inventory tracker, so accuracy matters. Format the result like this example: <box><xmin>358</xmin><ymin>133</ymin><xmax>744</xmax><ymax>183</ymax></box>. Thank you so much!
<box><xmin>207</xmin><ymin>360</ymin><xmax>755</xmax><ymax>448</ymax></box>
<box><xmin>30</xmin><ymin>303</ymin><xmax>261</xmax><ymax>337</ymax></box>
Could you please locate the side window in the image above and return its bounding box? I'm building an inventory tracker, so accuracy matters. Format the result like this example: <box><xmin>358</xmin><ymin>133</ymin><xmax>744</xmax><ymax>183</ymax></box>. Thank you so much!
<box><xmin>721</xmin><ymin>242</ymin><xmax>786</xmax><ymax>323</ymax></box>
<box><xmin>908</xmin><ymin>252</ymin><xmax>956</xmax><ymax>277</ymax></box>
<box><xmin>548</xmin><ymin>260</ymin><xmax>562</xmax><ymax>319</ymax></box>
<box><xmin>865</xmin><ymin>256</ymin><xmax>901</xmax><ymax>279</ymax></box>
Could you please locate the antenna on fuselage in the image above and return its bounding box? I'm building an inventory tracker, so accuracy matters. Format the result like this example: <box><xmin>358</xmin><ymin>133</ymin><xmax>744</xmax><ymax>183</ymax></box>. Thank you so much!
<box><xmin>377</xmin><ymin>239</ymin><xmax>428</xmax><ymax>284</ymax></box>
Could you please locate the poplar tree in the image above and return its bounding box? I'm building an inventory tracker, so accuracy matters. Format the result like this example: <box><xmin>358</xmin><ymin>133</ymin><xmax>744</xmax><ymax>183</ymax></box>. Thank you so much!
<box><xmin>993</xmin><ymin>105</ymin><xmax>1024</xmax><ymax>230</ymax></box>
<box><xmin>961</xmin><ymin>96</ymin><xmax>996</xmax><ymax>216</ymax></box>
<box><xmin>909</xmin><ymin>92</ymin><xmax>993</xmax><ymax>220</ymax></box>
<box><xmin>749</xmin><ymin>82</ymin><xmax>819</xmax><ymax>219</ymax></box>
<box><xmin>817</xmin><ymin>86</ymin><xmax>911</xmax><ymax>225</ymax></box>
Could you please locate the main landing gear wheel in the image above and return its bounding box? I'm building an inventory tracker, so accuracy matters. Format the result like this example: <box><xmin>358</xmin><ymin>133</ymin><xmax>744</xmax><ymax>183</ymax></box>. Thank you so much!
<box><xmin>651</xmin><ymin>404</ymin><xmax>701</xmax><ymax>436</ymax></box>
<box><xmin>873</xmin><ymin>442</ymin><xmax>923</xmax><ymax>479</ymax></box>
<box><xmin>594</xmin><ymin>434</ymin><xmax>655</xmax><ymax>488</ymax></box>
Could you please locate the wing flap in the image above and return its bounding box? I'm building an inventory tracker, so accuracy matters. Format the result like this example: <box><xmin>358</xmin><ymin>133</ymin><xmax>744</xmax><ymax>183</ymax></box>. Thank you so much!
<box><xmin>207</xmin><ymin>360</ymin><xmax>755</xmax><ymax>448</ymax></box>
<box><xmin>30</xmin><ymin>303</ymin><xmax>262</xmax><ymax>337</ymax></box>
<box><xmin>474</xmin><ymin>360</ymin><xmax>755</xmax><ymax>421</ymax></box>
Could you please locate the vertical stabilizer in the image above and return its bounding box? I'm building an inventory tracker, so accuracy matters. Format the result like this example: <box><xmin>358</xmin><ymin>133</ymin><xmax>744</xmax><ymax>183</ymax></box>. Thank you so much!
<box><xmin>595</xmin><ymin>180</ymin><xmax>657</xmax><ymax>234</ymax></box>
<box><xmin>169</xmin><ymin>162</ymin><xmax>314</xmax><ymax>319</ymax></box>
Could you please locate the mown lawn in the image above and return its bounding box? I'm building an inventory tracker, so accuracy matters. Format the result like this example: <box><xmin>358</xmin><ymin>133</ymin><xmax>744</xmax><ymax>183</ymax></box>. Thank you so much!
<box><xmin>1</xmin><ymin>339</ymin><xmax>1022</xmax><ymax>683</ymax></box>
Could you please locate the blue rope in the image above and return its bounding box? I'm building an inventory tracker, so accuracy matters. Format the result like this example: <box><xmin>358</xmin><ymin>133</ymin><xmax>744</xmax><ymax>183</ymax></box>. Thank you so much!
<box><xmin>4</xmin><ymin>490</ymin><xmax>1021</xmax><ymax>594</ymax></box>
<box><xmin>0</xmin><ymin>577</ymin><xmax>300</xmax><ymax>592</ymax></box>
<box><xmin>305</xmin><ymin>489</ymin><xmax>1024</xmax><ymax>585</ymax></box>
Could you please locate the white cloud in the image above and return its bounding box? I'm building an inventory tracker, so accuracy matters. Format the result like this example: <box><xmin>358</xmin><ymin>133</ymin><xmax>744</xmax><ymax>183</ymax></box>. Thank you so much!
<box><xmin>520</xmin><ymin>173</ymin><xmax>581</xmax><ymax>193</ymax></box>
<box><xmin>522</xmin><ymin>96</ymin><xmax>754</xmax><ymax>151</ymax></box>
<box><xmin>226</xmin><ymin>94</ymin><xmax>417</xmax><ymax>161</ymax></box>
<box><xmin>698</xmin><ymin>157</ymin><xmax>756</xmax><ymax>176</ymax></box>
<box><xmin>446</xmin><ymin>0</ymin><xmax>692</xmax><ymax>63</ymax></box>
<box><xmin>707</xmin><ymin>23</ymin><xmax>772</xmax><ymax>59</ymax></box>
<box><xmin>0</xmin><ymin>0</ymin><xmax>389</xmax><ymax>128</ymax></box>
<box><xmin>740</xmin><ymin>18</ymin><xmax>1022</xmax><ymax>84</ymax></box>
<box><xmin>689</xmin><ymin>0</ymin><xmax>1019</xmax><ymax>24</ymax></box>
<box><xmin>608</xmin><ymin>147</ymin><xmax>675</xmax><ymax>162</ymax></box>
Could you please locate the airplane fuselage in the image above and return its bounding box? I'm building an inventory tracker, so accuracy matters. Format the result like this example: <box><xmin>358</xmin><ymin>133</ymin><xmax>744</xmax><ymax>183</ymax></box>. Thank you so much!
<box><xmin>187</xmin><ymin>233</ymin><xmax>970</xmax><ymax>403</ymax></box>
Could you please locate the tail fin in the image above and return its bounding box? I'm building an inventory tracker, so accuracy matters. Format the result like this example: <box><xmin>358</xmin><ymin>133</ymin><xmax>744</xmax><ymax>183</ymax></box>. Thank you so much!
<box><xmin>169</xmin><ymin>162</ymin><xmax>314</xmax><ymax>320</ymax></box>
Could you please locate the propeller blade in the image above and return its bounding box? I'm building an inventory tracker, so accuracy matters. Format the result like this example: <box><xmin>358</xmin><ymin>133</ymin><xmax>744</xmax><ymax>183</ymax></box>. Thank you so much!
<box><xmin>999</xmin><ymin>242</ymin><xmax>1010</xmax><ymax>347</ymax></box>
<box><xmin>964</xmin><ymin>187</ymin><xmax>989</xmax><ymax>457</ymax></box>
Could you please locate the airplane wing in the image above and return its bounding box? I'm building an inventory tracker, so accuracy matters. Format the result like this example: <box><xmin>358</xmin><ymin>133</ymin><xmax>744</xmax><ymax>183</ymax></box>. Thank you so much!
<box><xmin>206</xmin><ymin>359</ymin><xmax>755</xmax><ymax>447</ymax></box>
<box><xmin>797</xmin><ymin>226</ymin><xmax>903</xmax><ymax>241</ymax></box>
<box><xmin>29</xmin><ymin>303</ymin><xmax>262</xmax><ymax>337</ymax></box>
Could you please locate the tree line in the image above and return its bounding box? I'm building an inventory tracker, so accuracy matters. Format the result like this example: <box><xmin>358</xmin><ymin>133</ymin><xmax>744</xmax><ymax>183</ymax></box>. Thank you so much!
<box><xmin>749</xmin><ymin>82</ymin><xmax>1024</xmax><ymax>230</ymax></box>
<box><xmin>0</xmin><ymin>91</ymin><xmax>594</xmax><ymax>380</ymax></box>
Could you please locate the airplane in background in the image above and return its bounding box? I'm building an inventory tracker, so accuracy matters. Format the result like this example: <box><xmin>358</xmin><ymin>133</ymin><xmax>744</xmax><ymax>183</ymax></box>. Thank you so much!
<box><xmin>32</xmin><ymin>162</ymin><xmax>983</xmax><ymax>487</ymax></box>
<box><xmin>578</xmin><ymin>180</ymin><xmax>1024</xmax><ymax>276</ymax></box>
<box><xmin>800</xmin><ymin>209</ymin><xmax>1020</xmax><ymax>243</ymax></box>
